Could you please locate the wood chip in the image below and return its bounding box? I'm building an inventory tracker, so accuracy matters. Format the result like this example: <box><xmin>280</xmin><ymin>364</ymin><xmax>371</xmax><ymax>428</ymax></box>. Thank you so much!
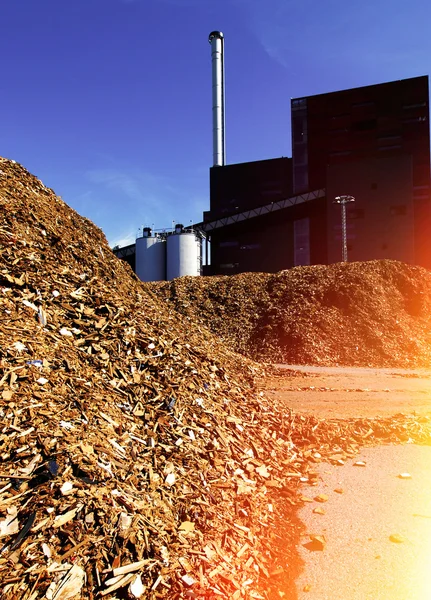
<box><xmin>0</xmin><ymin>157</ymin><xmax>430</xmax><ymax>600</ymax></box>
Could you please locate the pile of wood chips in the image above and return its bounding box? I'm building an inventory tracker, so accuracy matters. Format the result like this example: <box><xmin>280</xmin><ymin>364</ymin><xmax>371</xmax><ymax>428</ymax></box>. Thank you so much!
<box><xmin>152</xmin><ymin>260</ymin><xmax>431</xmax><ymax>367</ymax></box>
<box><xmin>1</xmin><ymin>158</ymin><xmax>430</xmax><ymax>600</ymax></box>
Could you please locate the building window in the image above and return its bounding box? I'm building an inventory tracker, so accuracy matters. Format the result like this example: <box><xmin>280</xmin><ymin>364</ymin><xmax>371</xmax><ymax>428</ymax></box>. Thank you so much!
<box><xmin>292</xmin><ymin>98</ymin><xmax>307</xmax><ymax>110</ymax></box>
<box><xmin>413</xmin><ymin>185</ymin><xmax>430</xmax><ymax>200</ymax></box>
<box><xmin>219</xmin><ymin>240</ymin><xmax>239</xmax><ymax>248</ymax></box>
<box><xmin>240</xmin><ymin>243</ymin><xmax>261</xmax><ymax>251</ymax></box>
<box><xmin>329</xmin><ymin>127</ymin><xmax>349</xmax><ymax>134</ymax></box>
<box><xmin>377</xmin><ymin>134</ymin><xmax>401</xmax><ymax>142</ymax></box>
<box><xmin>331</xmin><ymin>114</ymin><xmax>350</xmax><ymax>121</ymax></box>
<box><xmin>352</xmin><ymin>119</ymin><xmax>377</xmax><ymax>131</ymax></box>
<box><xmin>378</xmin><ymin>144</ymin><xmax>402</xmax><ymax>151</ymax></box>
<box><xmin>403</xmin><ymin>102</ymin><xmax>426</xmax><ymax>110</ymax></box>
<box><xmin>352</xmin><ymin>101</ymin><xmax>375</xmax><ymax>108</ymax></box>
<box><xmin>329</xmin><ymin>150</ymin><xmax>352</xmax><ymax>157</ymax></box>
<box><xmin>390</xmin><ymin>205</ymin><xmax>407</xmax><ymax>216</ymax></box>
<box><xmin>402</xmin><ymin>116</ymin><xmax>427</xmax><ymax>124</ymax></box>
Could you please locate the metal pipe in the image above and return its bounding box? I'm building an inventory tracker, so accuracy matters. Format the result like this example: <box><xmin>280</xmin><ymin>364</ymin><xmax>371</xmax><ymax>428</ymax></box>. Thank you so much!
<box><xmin>209</xmin><ymin>31</ymin><xmax>225</xmax><ymax>167</ymax></box>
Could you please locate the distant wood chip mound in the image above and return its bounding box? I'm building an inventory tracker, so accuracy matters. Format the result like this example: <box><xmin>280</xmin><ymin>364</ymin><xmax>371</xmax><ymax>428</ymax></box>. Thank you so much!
<box><xmin>151</xmin><ymin>261</ymin><xmax>431</xmax><ymax>368</ymax></box>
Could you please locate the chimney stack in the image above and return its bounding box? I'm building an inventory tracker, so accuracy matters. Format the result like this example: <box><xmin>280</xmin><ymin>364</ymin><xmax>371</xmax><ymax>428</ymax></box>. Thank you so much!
<box><xmin>208</xmin><ymin>31</ymin><xmax>226</xmax><ymax>167</ymax></box>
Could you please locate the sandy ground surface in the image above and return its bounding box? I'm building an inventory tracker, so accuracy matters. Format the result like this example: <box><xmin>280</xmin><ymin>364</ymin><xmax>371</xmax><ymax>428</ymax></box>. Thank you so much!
<box><xmin>258</xmin><ymin>365</ymin><xmax>431</xmax><ymax>600</ymax></box>
<box><xmin>295</xmin><ymin>445</ymin><xmax>431</xmax><ymax>600</ymax></box>
<box><xmin>259</xmin><ymin>364</ymin><xmax>431</xmax><ymax>418</ymax></box>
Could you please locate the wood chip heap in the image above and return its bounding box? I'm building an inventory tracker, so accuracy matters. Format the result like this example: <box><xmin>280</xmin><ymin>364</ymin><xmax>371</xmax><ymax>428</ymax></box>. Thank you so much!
<box><xmin>152</xmin><ymin>261</ymin><xmax>431</xmax><ymax>367</ymax></box>
<box><xmin>1</xmin><ymin>158</ymin><xmax>430</xmax><ymax>600</ymax></box>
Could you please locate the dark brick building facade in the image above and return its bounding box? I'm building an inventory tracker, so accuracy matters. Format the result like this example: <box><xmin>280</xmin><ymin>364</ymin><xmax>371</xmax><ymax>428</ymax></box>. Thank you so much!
<box><xmin>205</xmin><ymin>76</ymin><xmax>431</xmax><ymax>274</ymax></box>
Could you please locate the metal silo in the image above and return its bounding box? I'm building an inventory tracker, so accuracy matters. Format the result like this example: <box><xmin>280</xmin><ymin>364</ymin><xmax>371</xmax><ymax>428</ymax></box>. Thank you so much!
<box><xmin>167</xmin><ymin>225</ymin><xmax>201</xmax><ymax>280</ymax></box>
<box><xmin>135</xmin><ymin>228</ymin><xmax>166</xmax><ymax>282</ymax></box>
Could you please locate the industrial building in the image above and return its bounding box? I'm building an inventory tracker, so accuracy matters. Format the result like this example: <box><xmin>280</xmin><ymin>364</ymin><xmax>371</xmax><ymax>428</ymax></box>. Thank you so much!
<box><xmin>205</xmin><ymin>74</ymin><xmax>431</xmax><ymax>275</ymax></box>
<box><xmin>113</xmin><ymin>33</ymin><xmax>431</xmax><ymax>279</ymax></box>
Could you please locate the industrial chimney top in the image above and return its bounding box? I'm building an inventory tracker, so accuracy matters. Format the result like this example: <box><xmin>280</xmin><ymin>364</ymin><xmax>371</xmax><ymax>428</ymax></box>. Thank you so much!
<box><xmin>209</xmin><ymin>31</ymin><xmax>226</xmax><ymax>166</ymax></box>
<box><xmin>208</xmin><ymin>31</ymin><xmax>224</xmax><ymax>43</ymax></box>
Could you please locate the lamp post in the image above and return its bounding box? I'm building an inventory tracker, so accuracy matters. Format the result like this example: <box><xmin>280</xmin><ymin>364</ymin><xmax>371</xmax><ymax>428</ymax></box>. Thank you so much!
<box><xmin>333</xmin><ymin>195</ymin><xmax>355</xmax><ymax>262</ymax></box>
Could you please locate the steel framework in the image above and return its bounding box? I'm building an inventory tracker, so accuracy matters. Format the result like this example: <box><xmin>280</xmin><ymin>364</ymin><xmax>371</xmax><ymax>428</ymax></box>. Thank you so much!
<box><xmin>195</xmin><ymin>189</ymin><xmax>325</xmax><ymax>233</ymax></box>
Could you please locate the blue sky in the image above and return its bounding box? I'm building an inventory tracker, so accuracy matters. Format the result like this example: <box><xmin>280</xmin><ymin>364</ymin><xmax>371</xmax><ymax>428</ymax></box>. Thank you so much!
<box><xmin>2</xmin><ymin>0</ymin><xmax>430</xmax><ymax>247</ymax></box>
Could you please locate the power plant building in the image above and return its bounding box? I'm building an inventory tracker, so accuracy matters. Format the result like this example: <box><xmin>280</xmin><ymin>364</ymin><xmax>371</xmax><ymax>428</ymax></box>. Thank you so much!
<box><xmin>113</xmin><ymin>33</ymin><xmax>431</xmax><ymax>279</ymax></box>
<box><xmin>204</xmin><ymin>75</ymin><xmax>431</xmax><ymax>275</ymax></box>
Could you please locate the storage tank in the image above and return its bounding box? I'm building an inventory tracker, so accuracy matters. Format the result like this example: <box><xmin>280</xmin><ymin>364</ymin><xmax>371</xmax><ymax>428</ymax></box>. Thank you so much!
<box><xmin>135</xmin><ymin>228</ymin><xmax>166</xmax><ymax>282</ymax></box>
<box><xmin>167</xmin><ymin>225</ymin><xmax>201</xmax><ymax>280</ymax></box>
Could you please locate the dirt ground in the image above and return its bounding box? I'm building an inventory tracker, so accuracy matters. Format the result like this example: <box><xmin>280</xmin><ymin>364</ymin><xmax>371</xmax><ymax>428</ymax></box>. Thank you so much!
<box><xmin>258</xmin><ymin>365</ymin><xmax>431</xmax><ymax>600</ymax></box>
<box><xmin>295</xmin><ymin>444</ymin><xmax>431</xmax><ymax>600</ymax></box>
<box><xmin>258</xmin><ymin>364</ymin><xmax>431</xmax><ymax>419</ymax></box>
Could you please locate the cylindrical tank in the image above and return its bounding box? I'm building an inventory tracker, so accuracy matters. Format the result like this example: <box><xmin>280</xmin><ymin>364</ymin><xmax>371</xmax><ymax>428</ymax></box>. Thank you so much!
<box><xmin>135</xmin><ymin>228</ymin><xmax>166</xmax><ymax>282</ymax></box>
<box><xmin>167</xmin><ymin>230</ymin><xmax>201</xmax><ymax>280</ymax></box>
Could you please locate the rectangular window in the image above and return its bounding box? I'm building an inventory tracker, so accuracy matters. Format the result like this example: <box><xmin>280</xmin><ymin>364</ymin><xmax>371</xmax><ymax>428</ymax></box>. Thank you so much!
<box><xmin>219</xmin><ymin>240</ymin><xmax>239</xmax><ymax>248</ymax></box>
<box><xmin>352</xmin><ymin>119</ymin><xmax>377</xmax><ymax>131</ymax></box>
<box><xmin>402</xmin><ymin>116</ymin><xmax>427</xmax><ymax>124</ymax></box>
<box><xmin>292</xmin><ymin>98</ymin><xmax>307</xmax><ymax>110</ymax></box>
<box><xmin>331</xmin><ymin>114</ymin><xmax>350</xmax><ymax>121</ymax></box>
<box><xmin>403</xmin><ymin>102</ymin><xmax>426</xmax><ymax>110</ymax></box>
<box><xmin>377</xmin><ymin>134</ymin><xmax>402</xmax><ymax>142</ymax></box>
<box><xmin>240</xmin><ymin>243</ymin><xmax>261</xmax><ymax>251</ymax></box>
<box><xmin>329</xmin><ymin>127</ymin><xmax>349</xmax><ymax>134</ymax></box>
<box><xmin>329</xmin><ymin>150</ymin><xmax>352</xmax><ymax>157</ymax></box>
<box><xmin>378</xmin><ymin>144</ymin><xmax>402</xmax><ymax>151</ymax></box>
<box><xmin>352</xmin><ymin>101</ymin><xmax>375</xmax><ymax>108</ymax></box>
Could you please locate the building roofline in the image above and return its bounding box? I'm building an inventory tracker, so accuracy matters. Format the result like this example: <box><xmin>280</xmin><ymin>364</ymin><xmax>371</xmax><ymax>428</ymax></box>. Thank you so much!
<box><xmin>210</xmin><ymin>156</ymin><xmax>291</xmax><ymax>169</ymax></box>
<box><xmin>291</xmin><ymin>74</ymin><xmax>429</xmax><ymax>103</ymax></box>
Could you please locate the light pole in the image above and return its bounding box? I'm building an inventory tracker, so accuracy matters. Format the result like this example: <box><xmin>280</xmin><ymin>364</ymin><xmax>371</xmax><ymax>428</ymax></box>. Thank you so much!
<box><xmin>333</xmin><ymin>195</ymin><xmax>355</xmax><ymax>262</ymax></box>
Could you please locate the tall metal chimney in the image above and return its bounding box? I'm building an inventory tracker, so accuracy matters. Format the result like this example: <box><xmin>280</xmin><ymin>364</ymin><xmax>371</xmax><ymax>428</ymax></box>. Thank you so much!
<box><xmin>209</xmin><ymin>31</ymin><xmax>226</xmax><ymax>167</ymax></box>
